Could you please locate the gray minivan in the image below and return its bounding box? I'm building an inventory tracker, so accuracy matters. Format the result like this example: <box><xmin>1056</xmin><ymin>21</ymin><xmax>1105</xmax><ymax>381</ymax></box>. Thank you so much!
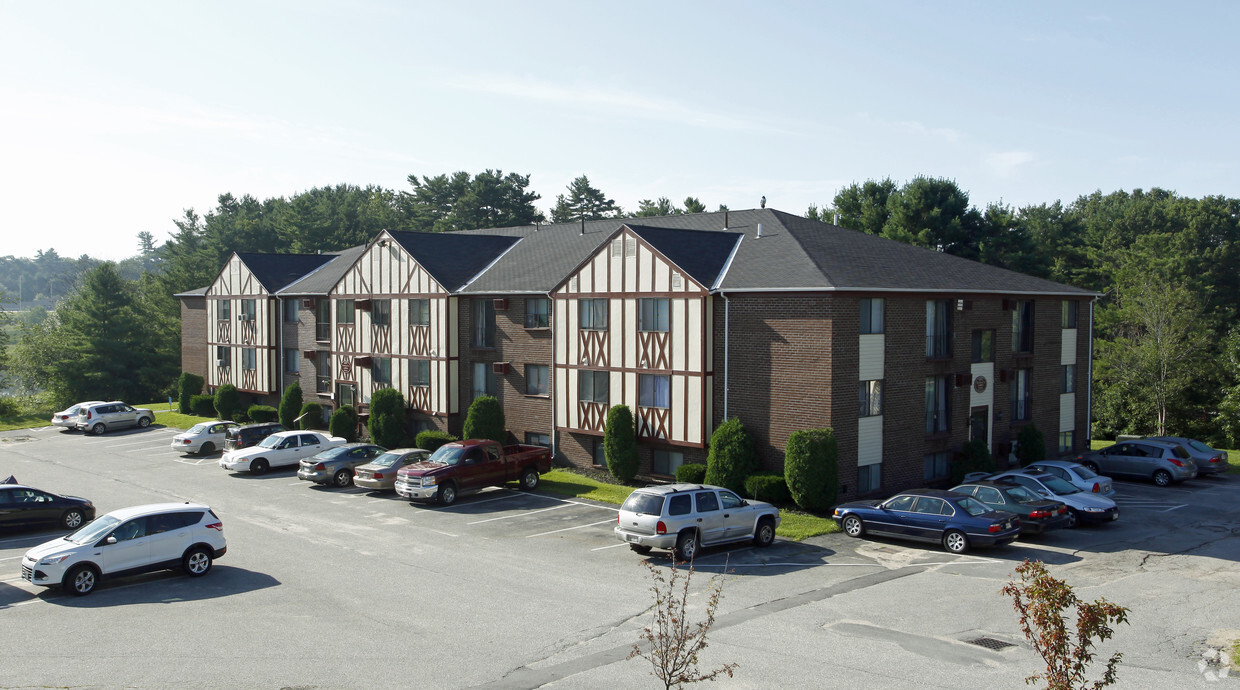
<box><xmin>75</xmin><ymin>402</ymin><xmax>155</xmax><ymax>435</ymax></box>
<box><xmin>1075</xmin><ymin>439</ymin><xmax>1197</xmax><ymax>487</ymax></box>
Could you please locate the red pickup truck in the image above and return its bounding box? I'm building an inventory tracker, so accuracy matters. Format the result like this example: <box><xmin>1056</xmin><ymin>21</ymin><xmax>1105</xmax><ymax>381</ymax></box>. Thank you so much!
<box><xmin>393</xmin><ymin>439</ymin><xmax>553</xmax><ymax>506</ymax></box>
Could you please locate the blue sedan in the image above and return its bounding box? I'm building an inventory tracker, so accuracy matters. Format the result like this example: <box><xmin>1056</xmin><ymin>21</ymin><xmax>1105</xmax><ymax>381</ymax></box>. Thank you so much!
<box><xmin>833</xmin><ymin>488</ymin><xmax>1021</xmax><ymax>554</ymax></box>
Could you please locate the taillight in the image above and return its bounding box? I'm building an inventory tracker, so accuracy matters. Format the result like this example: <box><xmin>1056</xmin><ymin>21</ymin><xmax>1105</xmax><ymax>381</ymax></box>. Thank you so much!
<box><xmin>1057</xmin><ymin>506</ymin><xmax>1067</xmax><ymax>514</ymax></box>
<box><xmin>1092</xmin><ymin>482</ymin><xmax>1101</xmax><ymax>493</ymax></box>
<box><xmin>86</xmin><ymin>411</ymin><xmax>92</xmax><ymax>419</ymax></box>
<box><xmin>616</xmin><ymin>514</ymin><xmax>620</xmax><ymax>524</ymax></box>
<box><xmin>1168</xmin><ymin>458</ymin><xmax>1184</xmax><ymax>467</ymax></box>
<box><xmin>373</xmin><ymin>472</ymin><xmax>384</xmax><ymax>479</ymax></box>
<box><xmin>988</xmin><ymin>524</ymin><xmax>1002</xmax><ymax>533</ymax></box>
<box><xmin>315</xmin><ymin>463</ymin><xmax>326</xmax><ymax>470</ymax></box>
<box><xmin>656</xmin><ymin>521</ymin><xmax>667</xmax><ymax>535</ymax></box>
<box><xmin>183</xmin><ymin>439</ymin><xmax>192</xmax><ymax>445</ymax></box>
<box><xmin>1029</xmin><ymin>510</ymin><xmax>1050</xmax><ymax>519</ymax></box>
<box><xmin>205</xmin><ymin>522</ymin><xmax>223</xmax><ymax>531</ymax></box>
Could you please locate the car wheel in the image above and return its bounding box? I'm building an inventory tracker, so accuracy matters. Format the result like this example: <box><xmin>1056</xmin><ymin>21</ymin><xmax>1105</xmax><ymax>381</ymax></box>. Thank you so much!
<box><xmin>250</xmin><ymin>458</ymin><xmax>269</xmax><ymax>475</ymax></box>
<box><xmin>137</xmin><ymin>416</ymin><xmax>151</xmax><ymax>428</ymax></box>
<box><xmin>674</xmin><ymin>531</ymin><xmax>699</xmax><ymax>561</ymax></box>
<box><xmin>842</xmin><ymin>515</ymin><xmax>865</xmax><ymax>538</ymax></box>
<box><xmin>63</xmin><ymin>564</ymin><xmax>98</xmax><ymax>596</ymax></box>
<box><xmin>1083</xmin><ymin>461</ymin><xmax>1101</xmax><ymax>474</ymax></box>
<box><xmin>629</xmin><ymin>544</ymin><xmax>653</xmax><ymax>555</ymax></box>
<box><xmin>1065</xmin><ymin>509</ymin><xmax>1080</xmax><ymax>529</ymax></box>
<box><xmin>90</xmin><ymin>423</ymin><xmax>105</xmax><ymax>435</ymax></box>
<box><xmin>942</xmin><ymin>530</ymin><xmax>970</xmax><ymax>554</ymax></box>
<box><xmin>199</xmin><ymin>442</ymin><xmax>214</xmax><ymax>455</ymax></box>
<box><xmin>519</xmin><ymin>468</ymin><xmax>539</xmax><ymax>491</ymax></box>
<box><xmin>183</xmin><ymin>547</ymin><xmax>213</xmax><ymax>576</ymax></box>
<box><xmin>61</xmin><ymin>509</ymin><xmax>85</xmax><ymax>530</ymax></box>
<box><xmin>1153</xmin><ymin>470</ymin><xmax>1172</xmax><ymax>487</ymax></box>
<box><xmin>333</xmin><ymin>469</ymin><xmax>353</xmax><ymax>488</ymax></box>
<box><xmin>753</xmin><ymin>518</ymin><xmax>776</xmax><ymax>547</ymax></box>
<box><xmin>438</xmin><ymin>483</ymin><xmax>457</xmax><ymax>506</ymax></box>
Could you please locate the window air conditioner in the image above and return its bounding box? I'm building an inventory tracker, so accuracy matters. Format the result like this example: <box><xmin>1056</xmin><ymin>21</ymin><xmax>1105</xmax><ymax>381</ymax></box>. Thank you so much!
<box><xmin>493</xmin><ymin>298</ymin><xmax>509</xmax><ymax>310</ymax></box>
<box><xmin>492</xmin><ymin>362</ymin><xmax>510</xmax><ymax>375</ymax></box>
<box><xmin>216</xmin><ymin>359</ymin><xmax>227</xmax><ymax>367</ymax></box>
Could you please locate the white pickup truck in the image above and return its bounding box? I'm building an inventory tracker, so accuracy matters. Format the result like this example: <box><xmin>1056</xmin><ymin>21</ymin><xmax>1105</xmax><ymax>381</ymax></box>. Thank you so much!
<box><xmin>219</xmin><ymin>430</ymin><xmax>347</xmax><ymax>475</ymax></box>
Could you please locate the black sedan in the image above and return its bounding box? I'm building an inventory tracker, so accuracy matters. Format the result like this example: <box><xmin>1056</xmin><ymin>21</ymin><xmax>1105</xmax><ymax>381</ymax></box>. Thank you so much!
<box><xmin>950</xmin><ymin>481</ymin><xmax>1071</xmax><ymax>534</ymax></box>
<box><xmin>832</xmin><ymin>488</ymin><xmax>1020</xmax><ymax>554</ymax></box>
<box><xmin>0</xmin><ymin>484</ymin><xmax>95</xmax><ymax>531</ymax></box>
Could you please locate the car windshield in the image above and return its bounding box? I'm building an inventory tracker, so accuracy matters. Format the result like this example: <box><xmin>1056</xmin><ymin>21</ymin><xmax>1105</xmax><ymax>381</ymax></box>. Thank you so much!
<box><xmin>257</xmin><ymin>435</ymin><xmax>282</xmax><ymax>449</ymax></box>
<box><xmin>621</xmin><ymin>492</ymin><xmax>665</xmax><ymax>516</ymax></box>
<box><xmin>188</xmin><ymin>423</ymin><xmax>211</xmax><ymax>434</ymax></box>
<box><xmin>1005</xmin><ymin>485</ymin><xmax>1041</xmax><ymax>503</ymax></box>
<box><xmin>371</xmin><ymin>452</ymin><xmax>407</xmax><ymax>468</ymax></box>
<box><xmin>427</xmin><ymin>446</ymin><xmax>466</xmax><ymax>466</ymax></box>
<box><xmin>1039</xmin><ymin>475</ymin><xmax>1080</xmax><ymax>494</ymax></box>
<box><xmin>66</xmin><ymin>515</ymin><xmax>120</xmax><ymax>545</ymax></box>
<box><xmin>957</xmin><ymin>496</ymin><xmax>990</xmax><ymax>516</ymax></box>
<box><xmin>1071</xmin><ymin>464</ymin><xmax>1098</xmax><ymax>479</ymax></box>
<box><xmin>315</xmin><ymin>446</ymin><xmax>353</xmax><ymax>460</ymax></box>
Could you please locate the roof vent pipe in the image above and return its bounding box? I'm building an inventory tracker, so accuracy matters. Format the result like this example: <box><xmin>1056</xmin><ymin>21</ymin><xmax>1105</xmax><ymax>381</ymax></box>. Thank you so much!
<box><xmin>580</xmin><ymin>218</ymin><xmax>585</xmax><ymax>236</ymax></box>
<box><xmin>833</xmin><ymin>212</ymin><xmax>839</xmax><ymax>226</ymax></box>
<box><xmin>756</xmin><ymin>222</ymin><xmax>763</xmax><ymax>239</ymax></box>
<box><xmin>724</xmin><ymin>210</ymin><xmax>729</xmax><ymax>230</ymax></box>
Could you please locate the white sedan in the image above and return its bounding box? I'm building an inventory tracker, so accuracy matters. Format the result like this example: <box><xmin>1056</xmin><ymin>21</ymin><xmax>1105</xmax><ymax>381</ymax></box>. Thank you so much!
<box><xmin>170</xmin><ymin>421</ymin><xmax>239</xmax><ymax>455</ymax></box>
<box><xmin>219</xmin><ymin>431</ymin><xmax>346</xmax><ymax>475</ymax></box>
<box><xmin>50</xmin><ymin>402</ymin><xmax>104</xmax><ymax>430</ymax></box>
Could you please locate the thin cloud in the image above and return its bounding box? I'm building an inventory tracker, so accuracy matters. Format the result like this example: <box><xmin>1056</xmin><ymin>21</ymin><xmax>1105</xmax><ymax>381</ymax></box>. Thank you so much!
<box><xmin>983</xmin><ymin>150</ymin><xmax>1036</xmax><ymax>178</ymax></box>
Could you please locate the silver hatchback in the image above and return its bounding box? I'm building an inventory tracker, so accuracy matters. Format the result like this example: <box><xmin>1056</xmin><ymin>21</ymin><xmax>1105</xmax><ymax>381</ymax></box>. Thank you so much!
<box><xmin>76</xmin><ymin>402</ymin><xmax>155</xmax><ymax>435</ymax></box>
<box><xmin>614</xmin><ymin>483</ymin><xmax>780</xmax><ymax>560</ymax></box>
<box><xmin>1075</xmin><ymin>440</ymin><xmax>1197</xmax><ymax>487</ymax></box>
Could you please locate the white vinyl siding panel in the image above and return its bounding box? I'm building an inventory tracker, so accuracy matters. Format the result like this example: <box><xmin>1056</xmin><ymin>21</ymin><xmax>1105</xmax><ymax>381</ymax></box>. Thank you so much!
<box><xmin>858</xmin><ymin>334</ymin><xmax>884</xmax><ymax>381</ymax></box>
<box><xmin>969</xmin><ymin>362</ymin><xmax>995</xmax><ymax>409</ymax></box>
<box><xmin>1061</xmin><ymin>328</ymin><xmax>1077</xmax><ymax>365</ymax></box>
<box><xmin>1059</xmin><ymin>393</ymin><xmax>1076</xmax><ymax>432</ymax></box>
<box><xmin>857</xmin><ymin>415</ymin><xmax>883</xmax><ymax>467</ymax></box>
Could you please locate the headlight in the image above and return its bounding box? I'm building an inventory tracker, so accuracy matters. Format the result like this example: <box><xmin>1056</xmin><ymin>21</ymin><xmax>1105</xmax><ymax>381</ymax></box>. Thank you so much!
<box><xmin>421</xmin><ymin>476</ymin><xmax>437</xmax><ymax>486</ymax></box>
<box><xmin>1082</xmin><ymin>506</ymin><xmax>1105</xmax><ymax>512</ymax></box>
<box><xmin>39</xmin><ymin>555</ymin><xmax>71</xmax><ymax>565</ymax></box>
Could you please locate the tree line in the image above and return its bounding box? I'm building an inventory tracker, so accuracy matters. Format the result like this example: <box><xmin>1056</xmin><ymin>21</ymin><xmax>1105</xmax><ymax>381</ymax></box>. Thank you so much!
<box><xmin>2</xmin><ymin>171</ymin><xmax>1238</xmax><ymax>448</ymax></box>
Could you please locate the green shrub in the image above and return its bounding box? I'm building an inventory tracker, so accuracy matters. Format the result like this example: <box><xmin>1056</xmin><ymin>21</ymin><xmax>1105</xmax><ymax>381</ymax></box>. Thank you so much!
<box><xmin>279</xmin><ymin>381</ymin><xmax>303</xmax><ymax>430</ymax></box>
<box><xmin>463</xmin><ymin>394</ymin><xmax>506</xmax><ymax>444</ymax></box>
<box><xmin>330</xmin><ymin>405</ymin><xmax>359</xmax><ymax>442</ymax></box>
<box><xmin>1016</xmin><ymin>424</ymin><xmax>1047</xmax><ymax>466</ymax></box>
<box><xmin>299</xmin><ymin>402</ymin><xmax>325</xmax><ymax>430</ymax></box>
<box><xmin>0</xmin><ymin>397</ymin><xmax>19</xmax><ymax>417</ymax></box>
<box><xmin>245</xmin><ymin>405</ymin><xmax>276</xmax><ymax>423</ymax></box>
<box><xmin>604</xmin><ymin>404</ymin><xmax>638</xmax><ymax>481</ymax></box>
<box><xmin>745</xmin><ymin>472</ymin><xmax>791</xmax><ymax>505</ymax></box>
<box><xmin>675</xmin><ymin>463</ymin><xmax>708</xmax><ymax>484</ymax></box>
<box><xmin>177</xmin><ymin>372</ymin><xmax>204</xmax><ymax>414</ymax></box>
<box><xmin>704</xmin><ymin>418</ymin><xmax>759</xmax><ymax>494</ymax></box>
<box><xmin>952</xmin><ymin>438</ymin><xmax>996</xmax><ymax>483</ymax></box>
<box><xmin>416</xmin><ymin>430</ymin><xmax>458</xmax><ymax>453</ymax></box>
<box><xmin>190</xmin><ymin>394</ymin><xmax>216</xmax><ymax>417</ymax></box>
<box><xmin>784</xmin><ymin>428</ymin><xmax>838</xmax><ymax>512</ymax></box>
<box><xmin>214</xmin><ymin>384</ymin><xmax>240</xmax><ymax>421</ymax></box>
<box><xmin>369</xmin><ymin>388</ymin><xmax>406</xmax><ymax>448</ymax></box>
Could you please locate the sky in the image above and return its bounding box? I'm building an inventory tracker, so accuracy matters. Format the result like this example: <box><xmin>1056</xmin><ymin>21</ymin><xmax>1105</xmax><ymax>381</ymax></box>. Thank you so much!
<box><xmin>1</xmin><ymin>1</ymin><xmax>1236</xmax><ymax>262</ymax></box>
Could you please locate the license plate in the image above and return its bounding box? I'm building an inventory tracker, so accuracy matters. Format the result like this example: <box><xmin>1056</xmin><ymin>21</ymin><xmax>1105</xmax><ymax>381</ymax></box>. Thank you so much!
<box><xmin>1110</xmin><ymin>511</ymin><xmax>1119</xmax><ymax>521</ymax></box>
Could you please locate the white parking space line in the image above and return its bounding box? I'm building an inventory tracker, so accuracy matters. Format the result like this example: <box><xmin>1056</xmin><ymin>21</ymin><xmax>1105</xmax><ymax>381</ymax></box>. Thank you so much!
<box><xmin>0</xmin><ymin>555</ymin><xmax>27</xmax><ymax>562</ymax></box>
<box><xmin>526</xmin><ymin>519</ymin><xmax>616</xmax><ymax>538</ymax></box>
<box><xmin>467</xmin><ymin>503</ymin><xmax>575</xmax><ymax>524</ymax></box>
<box><xmin>90</xmin><ymin>438</ymin><xmax>178</xmax><ymax>450</ymax></box>
<box><xmin>591</xmin><ymin>543</ymin><xmax>629</xmax><ymax>551</ymax></box>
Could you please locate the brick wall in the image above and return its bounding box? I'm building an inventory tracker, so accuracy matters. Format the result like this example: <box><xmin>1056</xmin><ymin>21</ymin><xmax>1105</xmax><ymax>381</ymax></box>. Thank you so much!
<box><xmin>180</xmin><ymin>296</ymin><xmax>208</xmax><ymax>381</ymax></box>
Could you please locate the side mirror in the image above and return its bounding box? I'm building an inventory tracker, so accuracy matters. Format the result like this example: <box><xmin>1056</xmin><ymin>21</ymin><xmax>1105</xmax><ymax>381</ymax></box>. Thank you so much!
<box><xmin>105</xmin><ymin>536</ymin><xmax>117</xmax><ymax>545</ymax></box>
<box><xmin>1037</xmin><ymin>490</ymin><xmax>1050</xmax><ymax>497</ymax></box>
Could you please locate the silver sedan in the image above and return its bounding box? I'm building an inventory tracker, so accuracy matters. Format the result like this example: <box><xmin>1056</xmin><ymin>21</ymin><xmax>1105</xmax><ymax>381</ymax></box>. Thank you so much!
<box><xmin>354</xmin><ymin>449</ymin><xmax>430</xmax><ymax>492</ymax></box>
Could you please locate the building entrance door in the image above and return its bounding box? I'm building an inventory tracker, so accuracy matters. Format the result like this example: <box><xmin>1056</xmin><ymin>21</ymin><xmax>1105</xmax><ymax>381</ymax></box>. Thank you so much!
<box><xmin>969</xmin><ymin>406</ymin><xmax>989</xmax><ymax>450</ymax></box>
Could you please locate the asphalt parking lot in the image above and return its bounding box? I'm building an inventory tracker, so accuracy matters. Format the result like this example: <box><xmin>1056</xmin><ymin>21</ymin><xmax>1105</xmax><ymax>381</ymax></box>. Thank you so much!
<box><xmin>2</xmin><ymin>424</ymin><xmax>1238</xmax><ymax>688</ymax></box>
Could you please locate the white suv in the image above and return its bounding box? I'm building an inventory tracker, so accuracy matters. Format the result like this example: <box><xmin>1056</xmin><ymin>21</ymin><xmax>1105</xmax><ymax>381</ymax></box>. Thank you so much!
<box><xmin>21</xmin><ymin>502</ymin><xmax>227</xmax><ymax>596</ymax></box>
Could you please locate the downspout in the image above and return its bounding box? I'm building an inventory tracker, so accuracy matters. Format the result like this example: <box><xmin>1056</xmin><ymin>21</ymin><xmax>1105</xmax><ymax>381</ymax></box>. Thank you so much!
<box><xmin>1087</xmin><ymin>297</ymin><xmax>1095</xmax><ymax>444</ymax></box>
<box><xmin>545</xmin><ymin>290</ymin><xmax>559</xmax><ymax>463</ymax></box>
<box><xmin>276</xmin><ymin>296</ymin><xmax>285</xmax><ymax>397</ymax></box>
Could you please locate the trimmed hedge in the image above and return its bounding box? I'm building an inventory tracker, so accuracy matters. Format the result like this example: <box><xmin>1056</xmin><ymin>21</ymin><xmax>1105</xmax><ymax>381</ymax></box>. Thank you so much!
<box><xmin>279</xmin><ymin>381</ymin><xmax>303</xmax><ymax>430</ymax></box>
<box><xmin>784</xmin><ymin>428</ymin><xmax>838</xmax><ymax>512</ymax></box>
<box><xmin>248</xmin><ymin>405</ymin><xmax>278</xmax><ymax>423</ymax></box>
<box><xmin>463</xmin><ymin>395</ymin><xmax>506</xmax><ymax>444</ymax></box>
<box><xmin>1016</xmin><ymin>423</ymin><xmax>1047</xmax><ymax>466</ymax></box>
<box><xmin>299</xmin><ymin>402</ymin><xmax>325</xmax><ymax>430</ymax></box>
<box><xmin>604</xmin><ymin>404</ymin><xmax>638</xmax><ymax>481</ymax></box>
<box><xmin>190</xmin><ymin>395</ymin><xmax>216</xmax><ymax>417</ymax></box>
<box><xmin>952</xmin><ymin>438</ymin><xmax>996</xmax><ymax>483</ymax></box>
<box><xmin>744</xmin><ymin>472</ymin><xmax>791</xmax><ymax>505</ymax></box>
<box><xmin>704</xmin><ymin>418</ymin><xmax>759</xmax><ymax>494</ymax></box>
<box><xmin>214</xmin><ymin>384</ymin><xmax>240</xmax><ymax>422</ymax></box>
<box><xmin>369</xmin><ymin>388</ymin><xmax>406</xmax><ymax>449</ymax></box>
<box><xmin>329</xmin><ymin>405</ymin><xmax>359</xmax><ymax>442</ymax></box>
<box><xmin>416</xmin><ymin>430</ymin><xmax>458</xmax><ymax>453</ymax></box>
<box><xmin>177</xmin><ymin>372</ymin><xmax>204</xmax><ymax>415</ymax></box>
<box><xmin>675</xmin><ymin>463</ymin><xmax>708</xmax><ymax>484</ymax></box>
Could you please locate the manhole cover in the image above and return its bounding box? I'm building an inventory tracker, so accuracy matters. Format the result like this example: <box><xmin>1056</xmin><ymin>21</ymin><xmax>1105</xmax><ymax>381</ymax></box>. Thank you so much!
<box><xmin>966</xmin><ymin>637</ymin><xmax>1017</xmax><ymax>651</ymax></box>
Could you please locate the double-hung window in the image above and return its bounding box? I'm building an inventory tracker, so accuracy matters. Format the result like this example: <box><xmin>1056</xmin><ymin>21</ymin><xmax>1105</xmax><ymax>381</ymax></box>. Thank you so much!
<box><xmin>1012</xmin><ymin>301</ymin><xmax>1034</xmax><ymax>353</ymax></box>
<box><xmin>1061</xmin><ymin>364</ymin><xmax>1076</xmax><ymax>394</ymax></box>
<box><xmin>410</xmin><ymin>359</ymin><xmax>430</xmax><ymax>387</ymax></box>
<box><xmin>638</xmin><ymin>298</ymin><xmax>669</xmax><ymax>332</ymax></box>
<box><xmin>241</xmin><ymin>299</ymin><xmax>256</xmax><ymax>322</ymax></box>
<box><xmin>579</xmin><ymin>299</ymin><xmax>608</xmax><ymax>330</ymax></box>
<box><xmin>579</xmin><ymin>371</ymin><xmax>609</xmax><ymax>404</ymax></box>
<box><xmin>652</xmin><ymin>449</ymin><xmax>684</xmax><ymax>477</ymax></box>
<box><xmin>316</xmin><ymin>300</ymin><xmax>331</xmax><ymax>341</ymax></box>
<box><xmin>284</xmin><ymin>348</ymin><xmax>299</xmax><ymax>373</ymax></box>
<box><xmin>242</xmin><ymin>348</ymin><xmax>257</xmax><ymax>371</ymax></box>
<box><xmin>639</xmin><ymin>374</ymin><xmax>670</xmax><ymax>409</ymax></box>
<box><xmin>372</xmin><ymin>299</ymin><xmax>391</xmax><ymax>328</ymax></box>
<box><xmin>283</xmin><ymin>299</ymin><xmax>298</xmax><ymax>323</ymax></box>
<box><xmin>926</xmin><ymin>300</ymin><xmax>950</xmax><ymax>358</ymax></box>
<box><xmin>336</xmin><ymin>299</ymin><xmax>355</xmax><ymax>325</ymax></box>
<box><xmin>859</xmin><ymin>380</ymin><xmax>882</xmax><ymax>417</ymax></box>
<box><xmin>410</xmin><ymin>299</ymin><xmax>430</xmax><ymax>326</ymax></box>
<box><xmin>315</xmin><ymin>352</ymin><xmax>331</xmax><ymax>393</ymax></box>
<box><xmin>1062</xmin><ymin>300</ymin><xmax>1078</xmax><ymax>329</ymax></box>
<box><xmin>1012</xmin><ymin>369</ymin><xmax>1032</xmax><ymax>420</ymax></box>
<box><xmin>526</xmin><ymin>364</ymin><xmax>549</xmax><ymax>396</ymax></box>
<box><xmin>472</xmin><ymin>362</ymin><xmax>494</xmax><ymax>399</ymax></box>
<box><xmin>372</xmin><ymin>358</ymin><xmax>391</xmax><ymax>387</ymax></box>
<box><xmin>218</xmin><ymin>300</ymin><xmax>231</xmax><ymax>321</ymax></box>
<box><xmin>925</xmin><ymin>375</ymin><xmax>950</xmax><ymax>434</ymax></box>
<box><xmin>473</xmin><ymin>299</ymin><xmax>495</xmax><ymax>348</ymax></box>
<box><xmin>971</xmin><ymin>330</ymin><xmax>994</xmax><ymax>363</ymax></box>
<box><xmin>525</xmin><ymin>298</ymin><xmax>549</xmax><ymax>329</ymax></box>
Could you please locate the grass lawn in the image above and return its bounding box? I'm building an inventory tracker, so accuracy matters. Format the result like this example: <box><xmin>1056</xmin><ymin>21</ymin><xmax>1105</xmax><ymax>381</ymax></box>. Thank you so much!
<box><xmin>0</xmin><ymin>413</ymin><xmax>55</xmax><ymax>433</ymax></box>
<box><xmin>136</xmin><ymin>401</ymin><xmax>217</xmax><ymax>431</ymax></box>
<box><xmin>537</xmin><ymin>468</ymin><xmax>839</xmax><ymax>541</ymax></box>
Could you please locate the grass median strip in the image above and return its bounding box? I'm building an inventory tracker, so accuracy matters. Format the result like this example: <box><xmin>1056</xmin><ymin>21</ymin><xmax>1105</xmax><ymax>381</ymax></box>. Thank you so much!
<box><xmin>535</xmin><ymin>468</ymin><xmax>839</xmax><ymax>541</ymax></box>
